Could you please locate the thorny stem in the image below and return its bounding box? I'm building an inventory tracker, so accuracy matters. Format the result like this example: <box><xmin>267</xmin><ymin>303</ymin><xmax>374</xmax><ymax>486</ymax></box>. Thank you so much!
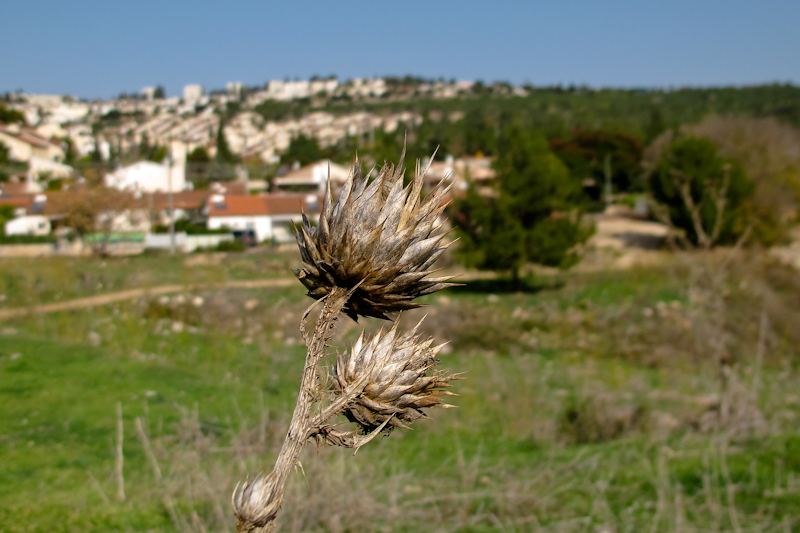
<box><xmin>310</xmin><ymin>378</ymin><xmax>368</xmax><ymax>429</ymax></box>
<box><xmin>236</xmin><ymin>287</ymin><xmax>349</xmax><ymax>533</ymax></box>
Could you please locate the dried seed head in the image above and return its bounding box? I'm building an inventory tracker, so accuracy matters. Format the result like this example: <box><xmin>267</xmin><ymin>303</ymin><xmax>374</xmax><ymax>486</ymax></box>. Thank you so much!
<box><xmin>294</xmin><ymin>151</ymin><xmax>455</xmax><ymax>320</ymax></box>
<box><xmin>332</xmin><ymin>318</ymin><xmax>459</xmax><ymax>433</ymax></box>
<box><xmin>232</xmin><ymin>473</ymin><xmax>281</xmax><ymax>532</ymax></box>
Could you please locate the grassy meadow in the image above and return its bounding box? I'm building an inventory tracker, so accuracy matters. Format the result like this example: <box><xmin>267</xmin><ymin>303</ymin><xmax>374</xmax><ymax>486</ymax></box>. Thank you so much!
<box><xmin>1</xmin><ymin>249</ymin><xmax>800</xmax><ymax>532</ymax></box>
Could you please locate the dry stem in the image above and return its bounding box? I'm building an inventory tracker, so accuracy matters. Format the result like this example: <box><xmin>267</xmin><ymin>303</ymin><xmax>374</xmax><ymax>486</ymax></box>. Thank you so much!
<box><xmin>135</xmin><ymin>416</ymin><xmax>162</xmax><ymax>482</ymax></box>
<box><xmin>234</xmin><ymin>287</ymin><xmax>353</xmax><ymax>532</ymax></box>
<box><xmin>115</xmin><ymin>402</ymin><xmax>125</xmax><ymax>502</ymax></box>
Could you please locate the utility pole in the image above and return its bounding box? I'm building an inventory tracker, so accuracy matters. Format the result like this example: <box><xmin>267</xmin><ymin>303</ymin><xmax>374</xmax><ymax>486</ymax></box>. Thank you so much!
<box><xmin>167</xmin><ymin>136</ymin><xmax>175</xmax><ymax>254</ymax></box>
<box><xmin>242</xmin><ymin>132</ymin><xmax>247</xmax><ymax>160</ymax></box>
<box><xmin>604</xmin><ymin>153</ymin><xmax>612</xmax><ymax>209</ymax></box>
<box><xmin>182</xmin><ymin>132</ymin><xmax>189</xmax><ymax>193</ymax></box>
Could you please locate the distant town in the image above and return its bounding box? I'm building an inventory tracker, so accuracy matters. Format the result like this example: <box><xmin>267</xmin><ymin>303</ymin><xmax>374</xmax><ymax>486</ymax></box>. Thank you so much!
<box><xmin>1</xmin><ymin>77</ymin><xmax>498</xmax><ymax>166</ymax></box>
<box><xmin>2</xmin><ymin>76</ymin><xmax>799</xmax><ymax>259</ymax></box>
<box><xmin>0</xmin><ymin>77</ymin><xmax>501</xmax><ymax>254</ymax></box>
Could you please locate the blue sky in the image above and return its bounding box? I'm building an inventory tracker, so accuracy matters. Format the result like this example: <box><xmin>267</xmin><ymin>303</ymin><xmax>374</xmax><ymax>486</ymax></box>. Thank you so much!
<box><xmin>3</xmin><ymin>1</ymin><xmax>798</xmax><ymax>99</ymax></box>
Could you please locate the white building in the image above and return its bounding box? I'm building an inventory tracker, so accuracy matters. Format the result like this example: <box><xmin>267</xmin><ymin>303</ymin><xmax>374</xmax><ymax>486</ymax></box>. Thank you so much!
<box><xmin>105</xmin><ymin>160</ymin><xmax>185</xmax><ymax>194</ymax></box>
<box><xmin>46</xmin><ymin>102</ymin><xmax>91</xmax><ymax>124</ymax></box>
<box><xmin>310</xmin><ymin>78</ymin><xmax>338</xmax><ymax>95</ymax></box>
<box><xmin>4</xmin><ymin>215</ymin><xmax>51</xmax><ymax>237</ymax></box>
<box><xmin>25</xmin><ymin>94</ymin><xmax>64</xmax><ymax>107</ymax></box>
<box><xmin>183</xmin><ymin>84</ymin><xmax>204</xmax><ymax>102</ymax></box>
<box><xmin>348</xmin><ymin>78</ymin><xmax>387</xmax><ymax>97</ymax></box>
<box><xmin>64</xmin><ymin>124</ymin><xmax>96</xmax><ymax>158</ymax></box>
<box><xmin>266</xmin><ymin>80</ymin><xmax>312</xmax><ymax>101</ymax></box>
<box><xmin>0</xmin><ymin>125</ymin><xmax>66</xmax><ymax>162</ymax></box>
<box><xmin>226</xmin><ymin>82</ymin><xmax>243</xmax><ymax>99</ymax></box>
<box><xmin>35</xmin><ymin>123</ymin><xmax>68</xmax><ymax>140</ymax></box>
<box><xmin>105</xmin><ymin>140</ymin><xmax>187</xmax><ymax>193</ymax></box>
<box><xmin>29</xmin><ymin>156</ymin><xmax>74</xmax><ymax>180</ymax></box>
<box><xmin>207</xmin><ymin>193</ymin><xmax>321</xmax><ymax>243</ymax></box>
<box><xmin>272</xmin><ymin>159</ymin><xmax>351</xmax><ymax>194</ymax></box>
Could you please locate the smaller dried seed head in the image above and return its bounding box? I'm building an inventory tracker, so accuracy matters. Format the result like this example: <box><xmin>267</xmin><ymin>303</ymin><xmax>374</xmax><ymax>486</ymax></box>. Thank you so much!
<box><xmin>332</xmin><ymin>318</ymin><xmax>459</xmax><ymax>433</ymax></box>
<box><xmin>294</xmin><ymin>151</ymin><xmax>456</xmax><ymax>320</ymax></box>
<box><xmin>232</xmin><ymin>473</ymin><xmax>281</xmax><ymax>532</ymax></box>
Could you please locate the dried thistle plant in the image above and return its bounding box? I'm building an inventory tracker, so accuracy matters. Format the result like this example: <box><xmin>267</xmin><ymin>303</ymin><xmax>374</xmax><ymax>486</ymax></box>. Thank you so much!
<box><xmin>233</xmin><ymin>153</ymin><xmax>460</xmax><ymax>533</ymax></box>
<box><xmin>332</xmin><ymin>319</ymin><xmax>459</xmax><ymax>434</ymax></box>
<box><xmin>295</xmin><ymin>150</ymin><xmax>455</xmax><ymax>320</ymax></box>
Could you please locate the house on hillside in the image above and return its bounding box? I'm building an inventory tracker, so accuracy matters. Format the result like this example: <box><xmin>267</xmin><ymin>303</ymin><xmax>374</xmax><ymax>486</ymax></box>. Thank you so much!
<box><xmin>1</xmin><ymin>189</ymin><xmax>153</xmax><ymax>242</ymax></box>
<box><xmin>29</xmin><ymin>157</ymin><xmax>74</xmax><ymax>180</ymax></box>
<box><xmin>35</xmin><ymin>123</ymin><xmax>68</xmax><ymax>140</ymax></box>
<box><xmin>146</xmin><ymin>190</ymin><xmax>211</xmax><ymax>227</ymax></box>
<box><xmin>272</xmin><ymin>160</ymin><xmax>350</xmax><ymax>194</ymax></box>
<box><xmin>207</xmin><ymin>193</ymin><xmax>322</xmax><ymax>243</ymax></box>
<box><xmin>0</xmin><ymin>125</ymin><xmax>73</xmax><ymax>188</ymax></box>
<box><xmin>209</xmin><ymin>181</ymin><xmax>248</xmax><ymax>195</ymax></box>
<box><xmin>0</xmin><ymin>178</ymin><xmax>42</xmax><ymax>196</ymax></box>
<box><xmin>0</xmin><ymin>191</ymin><xmax>50</xmax><ymax>214</ymax></box>
<box><xmin>105</xmin><ymin>160</ymin><xmax>186</xmax><ymax>193</ymax></box>
<box><xmin>4</xmin><ymin>215</ymin><xmax>50</xmax><ymax>236</ymax></box>
<box><xmin>0</xmin><ymin>182</ymin><xmax>32</xmax><ymax>197</ymax></box>
<box><xmin>0</xmin><ymin>124</ymin><xmax>66</xmax><ymax>162</ymax></box>
<box><xmin>37</xmin><ymin>190</ymin><xmax>150</xmax><ymax>233</ymax></box>
<box><xmin>2</xmin><ymin>193</ymin><xmax>52</xmax><ymax>236</ymax></box>
<box><xmin>426</xmin><ymin>155</ymin><xmax>496</xmax><ymax>191</ymax></box>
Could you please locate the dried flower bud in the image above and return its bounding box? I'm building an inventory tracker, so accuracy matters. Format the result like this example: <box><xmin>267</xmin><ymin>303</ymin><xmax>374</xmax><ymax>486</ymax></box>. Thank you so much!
<box><xmin>294</xmin><ymin>152</ymin><xmax>455</xmax><ymax>320</ymax></box>
<box><xmin>332</xmin><ymin>318</ymin><xmax>458</xmax><ymax>433</ymax></box>
<box><xmin>232</xmin><ymin>473</ymin><xmax>281</xmax><ymax>532</ymax></box>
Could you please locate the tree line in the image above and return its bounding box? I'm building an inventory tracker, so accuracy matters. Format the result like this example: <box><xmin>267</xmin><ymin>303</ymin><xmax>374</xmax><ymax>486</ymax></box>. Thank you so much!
<box><xmin>448</xmin><ymin>114</ymin><xmax>800</xmax><ymax>283</ymax></box>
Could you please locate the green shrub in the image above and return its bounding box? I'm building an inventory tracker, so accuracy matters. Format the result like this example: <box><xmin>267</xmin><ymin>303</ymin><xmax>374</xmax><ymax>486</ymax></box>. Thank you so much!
<box><xmin>0</xmin><ymin>234</ymin><xmax>56</xmax><ymax>244</ymax></box>
<box><xmin>152</xmin><ymin>219</ymin><xmax>229</xmax><ymax>235</ymax></box>
<box><xmin>650</xmin><ymin>136</ymin><xmax>754</xmax><ymax>247</ymax></box>
<box><xmin>215</xmin><ymin>239</ymin><xmax>246</xmax><ymax>252</ymax></box>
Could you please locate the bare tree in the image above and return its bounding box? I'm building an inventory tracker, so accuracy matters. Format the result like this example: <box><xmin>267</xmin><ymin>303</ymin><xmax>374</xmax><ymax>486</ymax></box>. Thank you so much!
<box><xmin>650</xmin><ymin>164</ymin><xmax>732</xmax><ymax>250</ymax></box>
<box><xmin>61</xmin><ymin>186</ymin><xmax>139</xmax><ymax>257</ymax></box>
<box><xmin>645</xmin><ymin>116</ymin><xmax>800</xmax><ymax>246</ymax></box>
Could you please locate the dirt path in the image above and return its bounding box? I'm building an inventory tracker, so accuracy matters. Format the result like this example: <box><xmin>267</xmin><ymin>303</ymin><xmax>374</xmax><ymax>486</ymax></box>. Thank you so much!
<box><xmin>0</xmin><ymin>213</ymin><xmax>688</xmax><ymax>323</ymax></box>
<box><xmin>0</xmin><ymin>270</ymin><xmax>505</xmax><ymax>322</ymax></box>
<box><xmin>0</xmin><ymin>278</ymin><xmax>297</xmax><ymax>321</ymax></box>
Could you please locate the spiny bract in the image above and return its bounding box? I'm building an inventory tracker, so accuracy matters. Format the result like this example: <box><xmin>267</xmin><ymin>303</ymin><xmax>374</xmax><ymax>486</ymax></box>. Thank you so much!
<box><xmin>232</xmin><ymin>472</ymin><xmax>280</xmax><ymax>532</ymax></box>
<box><xmin>294</xmin><ymin>152</ymin><xmax>455</xmax><ymax>320</ymax></box>
<box><xmin>332</xmin><ymin>318</ymin><xmax>459</xmax><ymax>433</ymax></box>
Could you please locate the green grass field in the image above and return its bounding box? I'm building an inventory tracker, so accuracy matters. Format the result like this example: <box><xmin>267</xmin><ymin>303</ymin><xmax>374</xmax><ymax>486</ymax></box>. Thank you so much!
<box><xmin>0</xmin><ymin>251</ymin><xmax>297</xmax><ymax>309</ymax></box>
<box><xmin>1</xmin><ymin>251</ymin><xmax>800</xmax><ymax>532</ymax></box>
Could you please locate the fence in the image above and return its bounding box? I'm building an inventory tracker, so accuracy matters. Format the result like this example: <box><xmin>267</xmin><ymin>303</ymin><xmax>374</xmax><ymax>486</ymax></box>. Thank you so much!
<box><xmin>144</xmin><ymin>232</ymin><xmax>234</xmax><ymax>253</ymax></box>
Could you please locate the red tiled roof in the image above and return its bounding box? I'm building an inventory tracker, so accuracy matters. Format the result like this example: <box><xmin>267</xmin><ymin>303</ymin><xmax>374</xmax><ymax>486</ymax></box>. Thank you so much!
<box><xmin>263</xmin><ymin>194</ymin><xmax>305</xmax><ymax>215</ymax></box>
<box><xmin>0</xmin><ymin>196</ymin><xmax>34</xmax><ymax>210</ymax></box>
<box><xmin>150</xmin><ymin>190</ymin><xmax>210</xmax><ymax>210</ymax></box>
<box><xmin>208</xmin><ymin>193</ymin><xmax>322</xmax><ymax>217</ymax></box>
<box><xmin>269</xmin><ymin>193</ymin><xmax>322</xmax><ymax>215</ymax></box>
<box><xmin>0</xmin><ymin>182</ymin><xmax>31</xmax><ymax>195</ymax></box>
<box><xmin>208</xmin><ymin>195</ymin><xmax>269</xmax><ymax>217</ymax></box>
<box><xmin>0</xmin><ymin>190</ymin><xmax>146</xmax><ymax>217</ymax></box>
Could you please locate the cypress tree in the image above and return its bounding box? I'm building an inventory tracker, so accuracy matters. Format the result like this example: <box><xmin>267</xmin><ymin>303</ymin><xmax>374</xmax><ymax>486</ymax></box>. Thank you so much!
<box><xmin>215</xmin><ymin>121</ymin><xmax>238</xmax><ymax>164</ymax></box>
